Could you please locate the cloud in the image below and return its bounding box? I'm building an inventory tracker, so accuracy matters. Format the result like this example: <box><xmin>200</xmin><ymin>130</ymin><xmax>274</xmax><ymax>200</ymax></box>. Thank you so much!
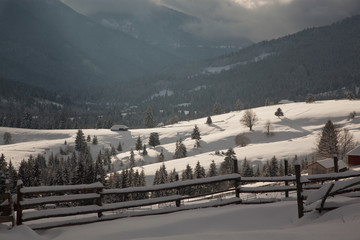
<box><xmin>62</xmin><ymin>0</ymin><xmax>360</xmax><ymax>42</ymax></box>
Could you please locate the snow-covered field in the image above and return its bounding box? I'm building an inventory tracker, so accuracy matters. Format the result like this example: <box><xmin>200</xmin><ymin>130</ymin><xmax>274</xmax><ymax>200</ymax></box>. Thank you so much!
<box><xmin>1</xmin><ymin>100</ymin><xmax>359</xmax><ymax>181</ymax></box>
<box><xmin>1</xmin><ymin>99</ymin><xmax>360</xmax><ymax>239</ymax></box>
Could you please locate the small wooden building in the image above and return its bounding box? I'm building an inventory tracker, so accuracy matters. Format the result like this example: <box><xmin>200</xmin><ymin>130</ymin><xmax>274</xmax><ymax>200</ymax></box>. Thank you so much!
<box><xmin>308</xmin><ymin>158</ymin><xmax>347</xmax><ymax>175</ymax></box>
<box><xmin>347</xmin><ymin>146</ymin><xmax>360</xmax><ymax>165</ymax></box>
<box><xmin>110</xmin><ymin>125</ymin><xmax>129</xmax><ymax>131</ymax></box>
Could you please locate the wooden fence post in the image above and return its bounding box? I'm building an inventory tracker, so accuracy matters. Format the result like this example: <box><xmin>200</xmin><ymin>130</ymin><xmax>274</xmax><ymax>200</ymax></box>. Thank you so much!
<box><xmin>284</xmin><ymin>159</ymin><xmax>289</xmax><ymax>198</ymax></box>
<box><xmin>16</xmin><ymin>180</ymin><xmax>23</xmax><ymax>225</ymax></box>
<box><xmin>175</xmin><ymin>174</ymin><xmax>181</xmax><ymax>207</ymax></box>
<box><xmin>295</xmin><ymin>164</ymin><xmax>304</xmax><ymax>218</ymax></box>
<box><xmin>96</xmin><ymin>176</ymin><xmax>103</xmax><ymax>218</ymax></box>
<box><xmin>333</xmin><ymin>155</ymin><xmax>339</xmax><ymax>173</ymax></box>
<box><xmin>5</xmin><ymin>179</ymin><xmax>15</xmax><ymax>227</ymax></box>
<box><xmin>233</xmin><ymin>157</ymin><xmax>240</xmax><ymax>200</ymax></box>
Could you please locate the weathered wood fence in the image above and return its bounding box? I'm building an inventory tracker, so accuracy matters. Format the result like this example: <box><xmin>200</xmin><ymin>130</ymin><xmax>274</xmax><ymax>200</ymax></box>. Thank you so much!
<box><xmin>1</xmin><ymin>158</ymin><xmax>360</xmax><ymax>230</ymax></box>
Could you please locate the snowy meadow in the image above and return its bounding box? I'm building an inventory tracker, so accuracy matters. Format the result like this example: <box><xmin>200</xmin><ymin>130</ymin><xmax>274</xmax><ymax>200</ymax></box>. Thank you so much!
<box><xmin>1</xmin><ymin>99</ymin><xmax>360</xmax><ymax>239</ymax></box>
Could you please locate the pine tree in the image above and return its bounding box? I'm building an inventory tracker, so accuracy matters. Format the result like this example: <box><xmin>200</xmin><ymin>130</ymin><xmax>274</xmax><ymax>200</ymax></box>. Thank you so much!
<box><xmin>144</xmin><ymin>106</ymin><xmax>155</xmax><ymax>128</ymax></box>
<box><xmin>212</xmin><ymin>102</ymin><xmax>222</xmax><ymax>115</ymax></box>
<box><xmin>129</xmin><ymin>149</ymin><xmax>136</xmax><ymax>168</ymax></box>
<box><xmin>92</xmin><ymin>135</ymin><xmax>98</xmax><ymax>145</ymax></box>
<box><xmin>0</xmin><ymin>154</ymin><xmax>7</xmax><ymax>193</ymax></box>
<box><xmin>208</xmin><ymin>160</ymin><xmax>218</xmax><ymax>177</ymax></box>
<box><xmin>220</xmin><ymin>148</ymin><xmax>235</xmax><ymax>174</ymax></box>
<box><xmin>206</xmin><ymin>116</ymin><xmax>212</xmax><ymax>125</ymax></box>
<box><xmin>169</xmin><ymin>168</ymin><xmax>178</xmax><ymax>182</ymax></box>
<box><xmin>305</xmin><ymin>93</ymin><xmax>315</xmax><ymax>103</ymax></box>
<box><xmin>173</xmin><ymin>139</ymin><xmax>187</xmax><ymax>159</ymax></box>
<box><xmin>191</xmin><ymin>125</ymin><xmax>201</xmax><ymax>148</ymax></box>
<box><xmin>241</xmin><ymin>158</ymin><xmax>253</xmax><ymax>177</ymax></box>
<box><xmin>95</xmin><ymin>152</ymin><xmax>106</xmax><ymax>183</ymax></box>
<box><xmin>181</xmin><ymin>164</ymin><xmax>193</xmax><ymax>180</ymax></box>
<box><xmin>347</xmin><ymin>91</ymin><xmax>355</xmax><ymax>100</ymax></box>
<box><xmin>110</xmin><ymin>145</ymin><xmax>116</xmax><ymax>156</ymax></box>
<box><xmin>32</xmin><ymin>158</ymin><xmax>41</xmax><ymax>186</ymax></box>
<box><xmin>269</xmin><ymin>156</ymin><xmax>279</xmax><ymax>177</ymax></box>
<box><xmin>157</xmin><ymin>149</ymin><xmax>165</xmax><ymax>162</ymax></box>
<box><xmin>274</xmin><ymin>108</ymin><xmax>284</xmax><ymax>119</ymax></box>
<box><xmin>149</xmin><ymin>132</ymin><xmax>160</xmax><ymax>148</ymax></box>
<box><xmin>75</xmin><ymin>129</ymin><xmax>87</xmax><ymax>152</ymax></box>
<box><xmin>117</xmin><ymin>141</ymin><xmax>122</xmax><ymax>152</ymax></box>
<box><xmin>194</xmin><ymin>161</ymin><xmax>206</xmax><ymax>179</ymax></box>
<box><xmin>142</xmin><ymin>144</ymin><xmax>148</xmax><ymax>156</ymax></box>
<box><xmin>191</xmin><ymin>125</ymin><xmax>201</xmax><ymax>140</ymax></box>
<box><xmin>234</xmin><ymin>99</ymin><xmax>243</xmax><ymax>111</ymax></box>
<box><xmin>135</xmin><ymin>136</ymin><xmax>143</xmax><ymax>152</ymax></box>
<box><xmin>317</xmin><ymin>120</ymin><xmax>339</xmax><ymax>158</ymax></box>
<box><xmin>8</xmin><ymin>160</ymin><xmax>18</xmax><ymax>193</ymax></box>
<box><xmin>3</xmin><ymin>132</ymin><xmax>12</xmax><ymax>144</ymax></box>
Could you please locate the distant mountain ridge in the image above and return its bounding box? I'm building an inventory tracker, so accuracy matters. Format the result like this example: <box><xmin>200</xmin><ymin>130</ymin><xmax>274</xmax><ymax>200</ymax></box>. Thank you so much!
<box><xmin>0</xmin><ymin>0</ymin><xmax>183</xmax><ymax>90</ymax></box>
<box><xmin>0</xmin><ymin>0</ymin><xmax>249</xmax><ymax>91</ymax></box>
<box><xmin>130</xmin><ymin>14</ymin><xmax>360</xmax><ymax>112</ymax></box>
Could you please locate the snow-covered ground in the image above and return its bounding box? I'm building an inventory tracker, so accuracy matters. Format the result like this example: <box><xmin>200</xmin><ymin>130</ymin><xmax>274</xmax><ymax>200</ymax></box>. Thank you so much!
<box><xmin>1</xmin><ymin>100</ymin><xmax>360</xmax><ymax>183</ymax></box>
<box><xmin>1</xmin><ymin>99</ymin><xmax>360</xmax><ymax>239</ymax></box>
<box><xmin>1</xmin><ymin>200</ymin><xmax>359</xmax><ymax>240</ymax></box>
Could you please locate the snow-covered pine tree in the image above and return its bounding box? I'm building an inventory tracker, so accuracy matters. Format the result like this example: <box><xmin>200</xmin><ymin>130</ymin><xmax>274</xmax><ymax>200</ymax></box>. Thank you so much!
<box><xmin>317</xmin><ymin>120</ymin><xmax>339</xmax><ymax>159</ymax></box>
<box><xmin>269</xmin><ymin>156</ymin><xmax>279</xmax><ymax>177</ymax></box>
<box><xmin>129</xmin><ymin>149</ymin><xmax>136</xmax><ymax>168</ymax></box>
<box><xmin>149</xmin><ymin>132</ymin><xmax>160</xmax><ymax>148</ymax></box>
<box><xmin>75</xmin><ymin>129</ymin><xmax>87</xmax><ymax>152</ymax></box>
<box><xmin>220</xmin><ymin>148</ymin><xmax>236</xmax><ymax>174</ymax></box>
<box><xmin>208</xmin><ymin>160</ymin><xmax>218</xmax><ymax>177</ymax></box>
<box><xmin>142</xmin><ymin>144</ymin><xmax>148</xmax><ymax>156</ymax></box>
<box><xmin>135</xmin><ymin>136</ymin><xmax>143</xmax><ymax>152</ymax></box>
<box><xmin>274</xmin><ymin>108</ymin><xmax>284</xmax><ymax>119</ymax></box>
<box><xmin>117</xmin><ymin>141</ymin><xmax>122</xmax><ymax>151</ymax></box>
<box><xmin>206</xmin><ymin>116</ymin><xmax>212</xmax><ymax>125</ymax></box>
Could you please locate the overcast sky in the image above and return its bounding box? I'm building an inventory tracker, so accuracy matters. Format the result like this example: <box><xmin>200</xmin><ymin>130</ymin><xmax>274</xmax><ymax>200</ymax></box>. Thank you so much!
<box><xmin>61</xmin><ymin>0</ymin><xmax>360</xmax><ymax>42</ymax></box>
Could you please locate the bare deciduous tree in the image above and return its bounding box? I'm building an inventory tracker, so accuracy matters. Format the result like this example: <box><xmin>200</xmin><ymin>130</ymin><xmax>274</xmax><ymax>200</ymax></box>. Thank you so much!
<box><xmin>338</xmin><ymin>128</ymin><xmax>357</xmax><ymax>159</ymax></box>
<box><xmin>240</xmin><ymin>110</ymin><xmax>258</xmax><ymax>131</ymax></box>
<box><xmin>264</xmin><ymin>120</ymin><xmax>273</xmax><ymax>136</ymax></box>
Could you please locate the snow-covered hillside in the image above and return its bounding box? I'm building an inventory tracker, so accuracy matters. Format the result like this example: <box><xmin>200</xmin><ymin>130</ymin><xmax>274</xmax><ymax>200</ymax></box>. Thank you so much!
<box><xmin>0</xmin><ymin>100</ymin><xmax>359</xmax><ymax>183</ymax></box>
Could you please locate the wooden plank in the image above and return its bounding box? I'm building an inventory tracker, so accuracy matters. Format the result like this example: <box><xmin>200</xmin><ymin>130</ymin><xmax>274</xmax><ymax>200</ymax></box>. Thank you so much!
<box><xmin>20</xmin><ymin>193</ymin><xmax>100</xmax><ymax>208</ymax></box>
<box><xmin>101</xmin><ymin>195</ymin><xmax>182</xmax><ymax>212</ymax></box>
<box><xmin>318</xmin><ymin>183</ymin><xmax>335</xmax><ymax>213</ymax></box>
<box><xmin>103</xmin><ymin>174</ymin><xmax>240</xmax><ymax>195</ymax></box>
<box><xmin>21</xmin><ymin>182</ymin><xmax>103</xmax><ymax>195</ymax></box>
<box><xmin>22</xmin><ymin>205</ymin><xmax>101</xmax><ymax>222</ymax></box>
<box><xmin>239</xmin><ymin>185</ymin><xmax>297</xmax><ymax>193</ymax></box>
<box><xmin>0</xmin><ymin>193</ymin><xmax>11</xmax><ymax>199</ymax></box>
<box><xmin>0</xmin><ymin>216</ymin><xmax>14</xmax><ymax>223</ymax></box>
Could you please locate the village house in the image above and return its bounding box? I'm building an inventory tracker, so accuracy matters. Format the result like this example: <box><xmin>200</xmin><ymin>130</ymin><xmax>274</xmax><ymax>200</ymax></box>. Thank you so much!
<box><xmin>110</xmin><ymin>125</ymin><xmax>129</xmax><ymax>131</ymax></box>
<box><xmin>308</xmin><ymin>158</ymin><xmax>348</xmax><ymax>175</ymax></box>
<box><xmin>347</xmin><ymin>146</ymin><xmax>360</xmax><ymax>165</ymax></box>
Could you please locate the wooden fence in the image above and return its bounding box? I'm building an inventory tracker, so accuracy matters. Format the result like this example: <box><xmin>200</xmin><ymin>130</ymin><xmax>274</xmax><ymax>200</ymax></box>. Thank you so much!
<box><xmin>1</xmin><ymin>158</ymin><xmax>360</xmax><ymax>230</ymax></box>
<box><xmin>0</xmin><ymin>181</ymin><xmax>15</xmax><ymax>227</ymax></box>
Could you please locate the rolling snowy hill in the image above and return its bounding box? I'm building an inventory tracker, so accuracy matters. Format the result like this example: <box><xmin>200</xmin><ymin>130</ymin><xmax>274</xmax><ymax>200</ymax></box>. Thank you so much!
<box><xmin>1</xmin><ymin>99</ymin><xmax>359</xmax><ymax>184</ymax></box>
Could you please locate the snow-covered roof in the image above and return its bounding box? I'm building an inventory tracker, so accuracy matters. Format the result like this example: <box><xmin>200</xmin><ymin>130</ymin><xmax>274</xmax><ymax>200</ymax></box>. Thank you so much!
<box><xmin>110</xmin><ymin>125</ymin><xmax>129</xmax><ymax>131</ymax></box>
<box><xmin>347</xmin><ymin>146</ymin><xmax>360</xmax><ymax>156</ymax></box>
<box><xmin>278</xmin><ymin>99</ymin><xmax>294</xmax><ymax>104</ymax></box>
<box><xmin>315</xmin><ymin>158</ymin><xmax>347</xmax><ymax>169</ymax></box>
